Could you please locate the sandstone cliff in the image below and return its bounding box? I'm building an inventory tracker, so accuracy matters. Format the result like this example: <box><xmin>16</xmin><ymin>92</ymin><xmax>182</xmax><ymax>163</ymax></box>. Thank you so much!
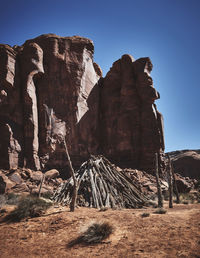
<box><xmin>168</xmin><ymin>150</ymin><xmax>200</xmax><ymax>179</ymax></box>
<box><xmin>0</xmin><ymin>34</ymin><xmax>164</xmax><ymax>173</ymax></box>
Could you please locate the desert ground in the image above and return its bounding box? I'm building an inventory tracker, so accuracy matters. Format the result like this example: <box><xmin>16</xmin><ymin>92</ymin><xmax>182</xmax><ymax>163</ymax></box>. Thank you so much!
<box><xmin>0</xmin><ymin>203</ymin><xmax>200</xmax><ymax>258</ymax></box>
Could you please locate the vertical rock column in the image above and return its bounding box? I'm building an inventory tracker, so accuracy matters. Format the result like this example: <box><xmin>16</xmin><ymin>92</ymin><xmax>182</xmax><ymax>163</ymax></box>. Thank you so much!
<box><xmin>20</xmin><ymin>43</ymin><xmax>44</xmax><ymax>170</ymax></box>
<box><xmin>134</xmin><ymin>57</ymin><xmax>164</xmax><ymax>170</ymax></box>
<box><xmin>0</xmin><ymin>45</ymin><xmax>22</xmax><ymax>169</ymax></box>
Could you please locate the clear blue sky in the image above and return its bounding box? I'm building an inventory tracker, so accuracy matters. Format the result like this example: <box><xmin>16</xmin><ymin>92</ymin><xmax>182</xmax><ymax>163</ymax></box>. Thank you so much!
<box><xmin>0</xmin><ymin>0</ymin><xmax>199</xmax><ymax>152</ymax></box>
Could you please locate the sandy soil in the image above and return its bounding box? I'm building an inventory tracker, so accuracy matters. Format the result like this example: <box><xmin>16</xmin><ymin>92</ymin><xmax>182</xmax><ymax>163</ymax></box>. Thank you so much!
<box><xmin>0</xmin><ymin>203</ymin><xmax>200</xmax><ymax>258</ymax></box>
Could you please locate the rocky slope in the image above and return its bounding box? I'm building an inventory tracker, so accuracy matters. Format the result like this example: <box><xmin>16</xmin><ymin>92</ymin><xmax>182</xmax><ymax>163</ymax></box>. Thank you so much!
<box><xmin>0</xmin><ymin>34</ymin><xmax>164</xmax><ymax>173</ymax></box>
<box><xmin>168</xmin><ymin>149</ymin><xmax>200</xmax><ymax>179</ymax></box>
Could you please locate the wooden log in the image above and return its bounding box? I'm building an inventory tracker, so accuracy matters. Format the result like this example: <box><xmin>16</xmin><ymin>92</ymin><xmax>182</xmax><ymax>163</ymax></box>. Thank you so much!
<box><xmin>89</xmin><ymin>168</ymin><xmax>99</xmax><ymax>208</ymax></box>
<box><xmin>155</xmin><ymin>153</ymin><xmax>163</xmax><ymax>208</ymax></box>
<box><xmin>38</xmin><ymin>174</ymin><xmax>45</xmax><ymax>198</ymax></box>
<box><xmin>63</xmin><ymin>140</ymin><xmax>78</xmax><ymax>212</ymax></box>
<box><xmin>167</xmin><ymin>154</ymin><xmax>173</xmax><ymax>208</ymax></box>
<box><xmin>171</xmin><ymin>158</ymin><xmax>180</xmax><ymax>204</ymax></box>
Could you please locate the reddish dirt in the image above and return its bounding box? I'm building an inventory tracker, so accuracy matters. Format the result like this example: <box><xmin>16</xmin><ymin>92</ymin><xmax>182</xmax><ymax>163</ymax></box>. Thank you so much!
<box><xmin>0</xmin><ymin>203</ymin><xmax>200</xmax><ymax>258</ymax></box>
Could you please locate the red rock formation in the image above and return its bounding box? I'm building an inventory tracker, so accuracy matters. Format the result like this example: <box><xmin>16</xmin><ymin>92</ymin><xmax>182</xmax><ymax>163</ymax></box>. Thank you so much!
<box><xmin>168</xmin><ymin>150</ymin><xmax>200</xmax><ymax>179</ymax></box>
<box><xmin>0</xmin><ymin>34</ymin><xmax>164</xmax><ymax>173</ymax></box>
<box><xmin>0</xmin><ymin>34</ymin><xmax>100</xmax><ymax>171</ymax></box>
<box><xmin>100</xmin><ymin>55</ymin><xmax>164</xmax><ymax>170</ymax></box>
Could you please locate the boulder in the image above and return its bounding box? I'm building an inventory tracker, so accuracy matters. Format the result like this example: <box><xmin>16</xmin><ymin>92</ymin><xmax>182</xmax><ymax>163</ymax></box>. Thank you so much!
<box><xmin>23</xmin><ymin>169</ymin><xmax>33</xmax><ymax>178</ymax></box>
<box><xmin>44</xmin><ymin>169</ymin><xmax>60</xmax><ymax>179</ymax></box>
<box><xmin>11</xmin><ymin>182</ymin><xmax>29</xmax><ymax>193</ymax></box>
<box><xmin>0</xmin><ymin>172</ymin><xmax>16</xmax><ymax>194</ymax></box>
<box><xmin>175</xmin><ymin>174</ymin><xmax>193</xmax><ymax>193</ymax></box>
<box><xmin>9</xmin><ymin>172</ymin><xmax>22</xmax><ymax>184</ymax></box>
<box><xmin>30</xmin><ymin>171</ymin><xmax>43</xmax><ymax>183</ymax></box>
<box><xmin>31</xmin><ymin>185</ymin><xmax>53</xmax><ymax>195</ymax></box>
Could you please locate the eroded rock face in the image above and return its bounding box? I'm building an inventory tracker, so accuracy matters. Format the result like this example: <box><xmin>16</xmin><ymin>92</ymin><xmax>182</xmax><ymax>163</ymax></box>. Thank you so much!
<box><xmin>0</xmin><ymin>34</ymin><xmax>164</xmax><ymax>173</ymax></box>
<box><xmin>100</xmin><ymin>55</ymin><xmax>164</xmax><ymax>170</ymax></box>
<box><xmin>168</xmin><ymin>150</ymin><xmax>200</xmax><ymax>179</ymax></box>
<box><xmin>0</xmin><ymin>34</ymin><xmax>100</xmax><ymax>171</ymax></box>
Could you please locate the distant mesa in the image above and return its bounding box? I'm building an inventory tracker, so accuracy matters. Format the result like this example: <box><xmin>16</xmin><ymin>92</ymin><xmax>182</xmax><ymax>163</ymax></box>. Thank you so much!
<box><xmin>0</xmin><ymin>33</ymin><xmax>164</xmax><ymax>174</ymax></box>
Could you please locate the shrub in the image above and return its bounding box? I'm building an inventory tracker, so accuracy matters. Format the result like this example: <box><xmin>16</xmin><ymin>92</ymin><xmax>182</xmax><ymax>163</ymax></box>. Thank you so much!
<box><xmin>68</xmin><ymin>222</ymin><xmax>114</xmax><ymax>247</ymax></box>
<box><xmin>41</xmin><ymin>191</ymin><xmax>53</xmax><ymax>200</ymax></box>
<box><xmin>141</xmin><ymin>212</ymin><xmax>150</xmax><ymax>217</ymax></box>
<box><xmin>153</xmin><ymin>208</ymin><xmax>167</xmax><ymax>214</ymax></box>
<box><xmin>5</xmin><ymin>195</ymin><xmax>52</xmax><ymax>222</ymax></box>
<box><xmin>6</xmin><ymin>193</ymin><xmax>20</xmax><ymax>205</ymax></box>
<box><xmin>147</xmin><ymin>200</ymin><xmax>158</xmax><ymax>208</ymax></box>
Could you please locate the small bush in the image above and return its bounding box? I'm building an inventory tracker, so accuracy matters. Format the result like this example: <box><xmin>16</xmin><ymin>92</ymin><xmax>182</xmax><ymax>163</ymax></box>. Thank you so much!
<box><xmin>6</xmin><ymin>193</ymin><xmax>20</xmax><ymax>205</ymax></box>
<box><xmin>141</xmin><ymin>212</ymin><xmax>150</xmax><ymax>218</ymax></box>
<box><xmin>153</xmin><ymin>208</ymin><xmax>167</xmax><ymax>214</ymax></box>
<box><xmin>68</xmin><ymin>222</ymin><xmax>114</xmax><ymax>247</ymax></box>
<box><xmin>5</xmin><ymin>195</ymin><xmax>52</xmax><ymax>222</ymax></box>
<box><xmin>179</xmin><ymin>193</ymin><xmax>197</xmax><ymax>204</ymax></box>
<box><xmin>41</xmin><ymin>191</ymin><xmax>53</xmax><ymax>200</ymax></box>
<box><xmin>0</xmin><ymin>193</ymin><xmax>20</xmax><ymax>207</ymax></box>
<box><xmin>0</xmin><ymin>195</ymin><xmax>6</xmax><ymax>207</ymax></box>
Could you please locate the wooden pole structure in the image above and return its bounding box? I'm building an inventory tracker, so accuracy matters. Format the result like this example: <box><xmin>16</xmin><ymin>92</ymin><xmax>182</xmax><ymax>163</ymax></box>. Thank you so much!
<box><xmin>38</xmin><ymin>174</ymin><xmax>45</xmax><ymax>198</ymax></box>
<box><xmin>155</xmin><ymin>153</ymin><xmax>163</xmax><ymax>208</ymax></box>
<box><xmin>171</xmin><ymin>158</ymin><xmax>180</xmax><ymax>204</ymax></box>
<box><xmin>63</xmin><ymin>139</ymin><xmax>78</xmax><ymax>212</ymax></box>
<box><xmin>167</xmin><ymin>154</ymin><xmax>173</xmax><ymax>208</ymax></box>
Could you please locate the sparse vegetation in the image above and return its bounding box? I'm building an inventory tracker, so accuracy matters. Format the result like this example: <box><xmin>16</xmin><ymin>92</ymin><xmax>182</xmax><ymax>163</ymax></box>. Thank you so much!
<box><xmin>0</xmin><ymin>193</ymin><xmax>20</xmax><ymax>207</ymax></box>
<box><xmin>68</xmin><ymin>222</ymin><xmax>114</xmax><ymax>247</ymax></box>
<box><xmin>4</xmin><ymin>195</ymin><xmax>52</xmax><ymax>222</ymax></box>
<box><xmin>6</xmin><ymin>192</ymin><xmax>20</xmax><ymax>205</ymax></box>
<box><xmin>179</xmin><ymin>192</ymin><xmax>200</xmax><ymax>204</ymax></box>
<box><xmin>41</xmin><ymin>191</ymin><xmax>53</xmax><ymax>200</ymax></box>
<box><xmin>153</xmin><ymin>208</ymin><xmax>167</xmax><ymax>214</ymax></box>
<box><xmin>141</xmin><ymin>212</ymin><xmax>150</xmax><ymax>217</ymax></box>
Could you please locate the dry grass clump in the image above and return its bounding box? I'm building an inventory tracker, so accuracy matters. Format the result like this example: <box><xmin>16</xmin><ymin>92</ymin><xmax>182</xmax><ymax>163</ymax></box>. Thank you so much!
<box><xmin>6</xmin><ymin>193</ymin><xmax>20</xmax><ymax>205</ymax></box>
<box><xmin>68</xmin><ymin>222</ymin><xmax>114</xmax><ymax>247</ymax></box>
<box><xmin>0</xmin><ymin>193</ymin><xmax>20</xmax><ymax>207</ymax></box>
<box><xmin>4</xmin><ymin>195</ymin><xmax>52</xmax><ymax>222</ymax></box>
<box><xmin>179</xmin><ymin>192</ymin><xmax>200</xmax><ymax>204</ymax></box>
<box><xmin>141</xmin><ymin>212</ymin><xmax>150</xmax><ymax>217</ymax></box>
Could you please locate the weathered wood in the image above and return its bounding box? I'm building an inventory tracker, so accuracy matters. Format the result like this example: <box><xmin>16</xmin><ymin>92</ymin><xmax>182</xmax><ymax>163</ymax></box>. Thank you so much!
<box><xmin>38</xmin><ymin>174</ymin><xmax>45</xmax><ymax>198</ymax></box>
<box><xmin>170</xmin><ymin>157</ymin><xmax>180</xmax><ymax>204</ymax></box>
<box><xmin>53</xmin><ymin>155</ymin><xmax>149</xmax><ymax>209</ymax></box>
<box><xmin>167</xmin><ymin>154</ymin><xmax>173</xmax><ymax>208</ymax></box>
<box><xmin>155</xmin><ymin>153</ymin><xmax>163</xmax><ymax>208</ymax></box>
<box><xmin>63</xmin><ymin>140</ymin><xmax>78</xmax><ymax>212</ymax></box>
